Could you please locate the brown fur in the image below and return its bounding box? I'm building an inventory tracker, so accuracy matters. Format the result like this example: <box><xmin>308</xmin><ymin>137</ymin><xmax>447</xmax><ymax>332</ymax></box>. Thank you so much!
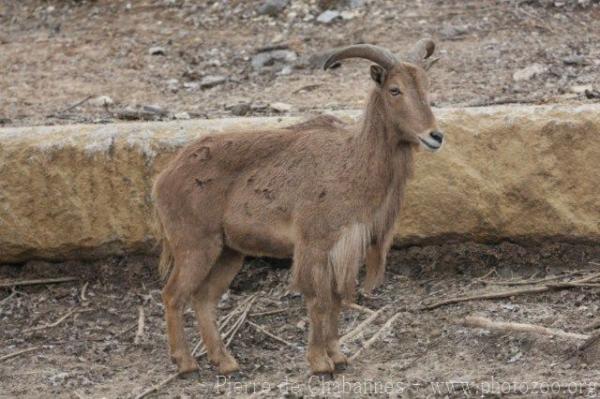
<box><xmin>152</xmin><ymin>41</ymin><xmax>444</xmax><ymax>375</ymax></box>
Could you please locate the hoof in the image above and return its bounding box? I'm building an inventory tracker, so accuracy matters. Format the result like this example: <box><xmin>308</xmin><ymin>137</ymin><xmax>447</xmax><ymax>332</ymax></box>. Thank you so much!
<box><xmin>334</xmin><ymin>362</ymin><xmax>348</xmax><ymax>372</ymax></box>
<box><xmin>178</xmin><ymin>368</ymin><xmax>199</xmax><ymax>380</ymax></box>
<box><xmin>218</xmin><ymin>371</ymin><xmax>244</xmax><ymax>382</ymax></box>
<box><xmin>216</xmin><ymin>355</ymin><xmax>240</xmax><ymax>376</ymax></box>
<box><xmin>312</xmin><ymin>372</ymin><xmax>335</xmax><ymax>381</ymax></box>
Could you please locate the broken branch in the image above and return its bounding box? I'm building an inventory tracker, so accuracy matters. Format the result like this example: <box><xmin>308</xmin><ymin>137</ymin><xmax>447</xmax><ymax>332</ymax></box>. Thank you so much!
<box><xmin>0</xmin><ymin>277</ymin><xmax>77</xmax><ymax>289</ymax></box>
<box><xmin>25</xmin><ymin>308</ymin><xmax>91</xmax><ymax>332</ymax></box>
<box><xmin>341</xmin><ymin>305</ymin><xmax>389</xmax><ymax>344</ymax></box>
<box><xmin>463</xmin><ymin>316</ymin><xmax>589</xmax><ymax>341</ymax></box>
<box><xmin>423</xmin><ymin>271</ymin><xmax>600</xmax><ymax>310</ymax></box>
<box><xmin>349</xmin><ymin>312</ymin><xmax>403</xmax><ymax>362</ymax></box>
<box><xmin>0</xmin><ymin>347</ymin><xmax>40</xmax><ymax>362</ymax></box>
<box><xmin>248</xmin><ymin>321</ymin><xmax>297</xmax><ymax>349</ymax></box>
<box><xmin>134</xmin><ymin>306</ymin><xmax>145</xmax><ymax>345</ymax></box>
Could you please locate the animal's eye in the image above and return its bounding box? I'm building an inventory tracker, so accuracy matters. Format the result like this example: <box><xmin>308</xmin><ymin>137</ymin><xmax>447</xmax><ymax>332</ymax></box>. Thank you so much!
<box><xmin>389</xmin><ymin>87</ymin><xmax>402</xmax><ymax>96</ymax></box>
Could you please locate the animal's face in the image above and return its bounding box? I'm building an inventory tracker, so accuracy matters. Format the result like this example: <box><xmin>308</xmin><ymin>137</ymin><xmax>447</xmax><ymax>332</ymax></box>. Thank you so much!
<box><xmin>323</xmin><ymin>39</ymin><xmax>445</xmax><ymax>152</ymax></box>
<box><xmin>371</xmin><ymin>63</ymin><xmax>444</xmax><ymax>152</ymax></box>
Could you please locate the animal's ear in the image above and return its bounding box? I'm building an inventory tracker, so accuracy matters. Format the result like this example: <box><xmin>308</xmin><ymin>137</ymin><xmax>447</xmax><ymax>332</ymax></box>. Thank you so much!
<box><xmin>370</xmin><ymin>65</ymin><xmax>386</xmax><ymax>87</ymax></box>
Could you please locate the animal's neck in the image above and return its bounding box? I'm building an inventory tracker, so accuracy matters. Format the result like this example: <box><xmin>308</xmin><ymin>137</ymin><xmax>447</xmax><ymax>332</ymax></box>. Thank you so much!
<box><xmin>352</xmin><ymin>89</ymin><xmax>415</xmax><ymax>240</ymax></box>
<box><xmin>354</xmin><ymin>90</ymin><xmax>415</xmax><ymax>181</ymax></box>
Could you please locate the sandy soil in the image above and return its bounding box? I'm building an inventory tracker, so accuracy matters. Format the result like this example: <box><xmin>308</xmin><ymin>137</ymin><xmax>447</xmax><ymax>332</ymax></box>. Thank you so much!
<box><xmin>1</xmin><ymin>0</ymin><xmax>599</xmax><ymax>127</ymax></box>
<box><xmin>2</xmin><ymin>1</ymin><xmax>600</xmax><ymax>398</ymax></box>
<box><xmin>2</xmin><ymin>242</ymin><xmax>600</xmax><ymax>398</ymax></box>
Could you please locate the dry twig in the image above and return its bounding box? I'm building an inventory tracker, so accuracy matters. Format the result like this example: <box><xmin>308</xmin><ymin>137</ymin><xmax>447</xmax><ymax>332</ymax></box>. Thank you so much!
<box><xmin>134</xmin><ymin>306</ymin><xmax>145</xmax><ymax>345</ymax></box>
<box><xmin>349</xmin><ymin>312</ymin><xmax>403</xmax><ymax>362</ymax></box>
<box><xmin>423</xmin><ymin>271</ymin><xmax>600</xmax><ymax>310</ymax></box>
<box><xmin>248</xmin><ymin>321</ymin><xmax>297</xmax><ymax>349</ymax></box>
<box><xmin>0</xmin><ymin>277</ymin><xmax>77</xmax><ymax>289</ymax></box>
<box><xmin>80</xmin><ymin>282</ymin><xmax>89</xmax><ymax>301</ymax></box>
<box><xmin>463</xmin><ymin>316</ymin><xmax>589</xmax><ymax>341</ymax></box>
<box><xmin>47</xmin><ymin>95</ymin><xmax>93</xmax><ymax>117</ymax></box>
<box><xmin>249</xmin><ymin>308</ymin><xmax>289</xmax><ymax>317</ymax></box>
<box><xmin>480</xmin><ymin>271</ymin><xmax>582</xmax><ymax>286</ymax></box>
<box><xmin>345</xmin><ymin>302</ymin><xmax>375</xmax><ymax>314</ymax></box>
<box><xmin>341</xmin><ymin>305</ymin><xmax>389</xmax><ymax>344</ymax></box>
<box><xmin>0</xmin><ymin>346</ymin><xmax>40</xmax><ymax>362</ymax></box>
<box><xmin>422</xmin><ymin>285</ymin><xmax>550</xmax><ymax>310</ymax></box>
<box><xmin>25</xmin><ymin>308</ymin><xmax>91</xmax><ymax>332</ymax></box>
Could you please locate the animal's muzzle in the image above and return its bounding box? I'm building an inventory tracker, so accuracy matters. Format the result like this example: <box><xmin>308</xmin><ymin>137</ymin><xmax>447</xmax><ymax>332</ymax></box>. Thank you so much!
<box><xmin>418</xmin><ymin>130</ymin><xmax>444</xmax><ymax>152</ymax></box>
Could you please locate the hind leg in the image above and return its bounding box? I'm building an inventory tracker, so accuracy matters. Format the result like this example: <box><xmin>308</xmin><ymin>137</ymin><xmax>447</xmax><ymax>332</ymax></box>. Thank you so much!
<box><xmin>162</xmin><ymin>236</ymin><xmax>222</xmax><ymax>374</ymax></box>
<box><xmin>192</xmin><ymin>247</ymin><xmax>244</xmax><ymax>375</ymax></box>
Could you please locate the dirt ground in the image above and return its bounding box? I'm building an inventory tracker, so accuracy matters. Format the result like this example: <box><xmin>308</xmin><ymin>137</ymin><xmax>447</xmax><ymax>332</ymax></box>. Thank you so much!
<box><xmin>1</xmin><ymin>0</ymin><xmax>599</xmax><ymax>127</ymax></box>
<box><xmin>2</xmin><ymin>1</ymin><xmax>600</xmax><ymax>398</ymax></box>
<box><xmin>1</xmin><ymin>242</ymin><xmax>600</xmax><ymax>398</ymax></box>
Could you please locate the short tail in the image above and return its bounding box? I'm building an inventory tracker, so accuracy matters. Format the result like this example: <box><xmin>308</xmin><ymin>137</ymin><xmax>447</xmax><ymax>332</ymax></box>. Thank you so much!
<box><xmin>153</xmin><ymin>206</ymin><xmax>174</xmax><ymax>281</ymax></box>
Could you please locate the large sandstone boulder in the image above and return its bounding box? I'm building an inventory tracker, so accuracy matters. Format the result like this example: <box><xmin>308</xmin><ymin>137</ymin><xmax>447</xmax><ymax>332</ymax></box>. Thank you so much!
<box><xmin>0</xmin><ymin>104</ymin><xmax>598</xmax><ymax>263</ymax></box>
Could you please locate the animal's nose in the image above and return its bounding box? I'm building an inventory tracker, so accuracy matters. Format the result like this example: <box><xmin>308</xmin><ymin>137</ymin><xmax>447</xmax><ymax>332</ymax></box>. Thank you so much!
<box><xmin>429</xmin><ymin>130</ymin><xmax>444</xmax><ymax>143</ymax></box>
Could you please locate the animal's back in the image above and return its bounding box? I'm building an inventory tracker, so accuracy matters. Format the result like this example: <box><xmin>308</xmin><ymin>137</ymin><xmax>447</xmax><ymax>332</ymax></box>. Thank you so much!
<box><xmin>153</xmin><ymin>115</ymin><xmax>352</xmax><ymax>247</ymax></box>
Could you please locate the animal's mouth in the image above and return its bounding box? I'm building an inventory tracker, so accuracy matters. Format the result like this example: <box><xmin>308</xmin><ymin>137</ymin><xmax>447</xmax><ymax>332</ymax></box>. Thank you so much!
<box><xmin>418</xmin><ymin>136</ymin><xmax>443</xmax><ymax>152</ymax></box>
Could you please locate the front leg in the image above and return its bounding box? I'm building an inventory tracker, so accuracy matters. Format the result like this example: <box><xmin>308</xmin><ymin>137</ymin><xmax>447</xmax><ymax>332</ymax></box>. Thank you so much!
<box><xmin>363</xmin><ymin>234</ymin><xmax>393</xmax><ymax>293</ymax></box>
<box><xmin>326</xmin><ymin>294</ymin><xmax>348</xmax><ymax>370</ymax></box>
<box><xmin>305</xmin><ymin>296</ymin><xmax>335</xmax><ymax>374</ymax></box>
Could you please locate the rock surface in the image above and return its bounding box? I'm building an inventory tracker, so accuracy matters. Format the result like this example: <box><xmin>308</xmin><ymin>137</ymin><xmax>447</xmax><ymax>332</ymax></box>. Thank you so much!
<box><xmin>0</xmin><ymin>104</ymin><xmax>599</xmax><ymax>263</ymax></box>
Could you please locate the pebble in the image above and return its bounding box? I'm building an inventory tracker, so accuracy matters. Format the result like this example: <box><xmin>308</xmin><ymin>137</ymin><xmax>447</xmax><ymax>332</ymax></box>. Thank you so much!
<box><xmin>439</xmin><ymin>24</ymin><xmax>469</xmax><ymax>40</ymax></box>
<box><xmin>166</xmin><ymin>78</ymin><xmax>179</xmax><ymax>92</ymax></box>
<box><xmin>226</xmin><ymin>102</ymin><xmax>252</xmax><ymax>116</ymax></box>
<box><xmin>251</xmin><ymin>49</ymin><xmax>297</xmax><ymax>71</ymax></box>
<box><xmin>569</xmin><ymin>84</ymin><xmax>593</xmax><ymax>94</ymax></box>
<box><xmin>269</xmin><ymin>102</ymin><xmax>292</xmax><ymax>113</ymax></box>
<box><xmin>316</xmin><ymin>10</ymin><xmax>341</xmax><ymax>24</ymax></box>
<box><xmin>183</xmin><ymin>82</ymin><xmax>200</xmax><ymax>91</ymax></box>
<box><xmin>148</xmin><ymin>46</ymin><xmax>166</xmax><ymax>56</ymax></box>
<box><xmin>257</xmin><ymin>0</ymin><xmax>289</xmax><ymax>17</ymax></box>
<box><xmin>562</xmin><ymin>55</ymin><xmax>587</xmax><ymax>66</ymax></box>
<box><xmin>512</xmin><ymin>63</ymin><xmax>547</xmax><ymax>81</ymax></box>
<box><xmin>174</xmin><ymin>112</ymin><xmax>190</xmax><ymax>120</ymax></box>
<box><xmin>199</xmin><ymin>75</ymin><xmax>227</xmax><ymax>89</ymax></box>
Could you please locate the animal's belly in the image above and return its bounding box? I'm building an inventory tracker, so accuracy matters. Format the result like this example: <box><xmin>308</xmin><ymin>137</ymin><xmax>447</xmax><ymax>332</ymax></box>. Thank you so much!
<box><xmin>223</xmin><ymin>217</ymin><xmax>294</xmax><ymax>258</ymax></box>
<box><xmin>222</xmin><ymin>197</ymin><xmax>295</xmax><ymax>258</ymax></box>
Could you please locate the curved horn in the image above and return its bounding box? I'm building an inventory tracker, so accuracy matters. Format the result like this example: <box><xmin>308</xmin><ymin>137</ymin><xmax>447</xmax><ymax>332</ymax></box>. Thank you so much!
<box><xmin>323</xmin><ymin>44</ymin><xmax>398</xmax><ymax>71</ymax></box>
<box><xmin>406</xmin><ymin>38</ymin><xmax>436</xmax><ymax>64</ymax></box>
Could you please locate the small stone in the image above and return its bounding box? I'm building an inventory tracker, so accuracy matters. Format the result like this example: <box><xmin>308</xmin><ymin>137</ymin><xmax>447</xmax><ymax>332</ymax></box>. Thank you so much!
<box><xmin>250</xmin><ymin>102</ymin><xmax>269</xmax><ymax>112</ymax></box>
<box><xmin>251</xmin><ymin>49</ymin><xmax>297</xmax><ymax>71</ymax></box>
<box><xmin>316</xmin><ymin>10</ymin><xmax>341</xmax><ymax>24</ymax></box>
<box><xmin>296</xmin><ymin>320</ymin><xmax>306</xmax><ymax>330</ymax></box>
<box><xmin>439</xmin><ymin>24</ymin><xmax>469</xmax><ymax>40</ymax></box>
<box><xmin>277</xmin><ymin>65</ymin><xmax>293</xmax><ymax>76</ymax></box>
<box><xmin>89</xmin><ymin>96</ymin><xmax>114</xmax><ymax>107</ymax></box>
<box><xmin>166</xmin><ymin>78</ymin><xmax>179</xmax><ymax>92</ymax></box>
<box><xmin>226</xmin><ymin>102</ymin><xmax>252</xmax><ymax>116</ymax></box>
<box><xmin>340</xmin><ymin>10</ymin><xmax>357</xmax><ymax>20</ymax></box>
<box><xmin>570</xmin><ymin>84</ymin><xmax>593</xmax><ymax>94</ymax></box>
<box><xmin>199</xmin><ymin>75</ymin><xmax>227</xmax><ymax>89</ymax></box>
<box><xmin>562</xmin><ymin>55</ymin><xmax>587</xmax><ymax>66</ymax></box>
<box><xmin>512</xmin><ymin>63</ymin><xmax>547</xmax><ymax>81</ymax></box>
<box><xmin>174</xmin><ymin>112</ymin><xmax>190</xmax><ymax>120</ymax></box>
<box><xmin>269</xmin><ymin>102</ymin><xmax>292</xmax><ymax>113</ymax></box>
<box><xmin>183</xmin><ymin>82</ymin><xmax>200</xmax><ymax>91</ymax></box>
<box><xmin>148</xmin><ymin>46</ymin><xmax>166</xmax><ymax>56</ymax></box>
<box><xmin>585</xmin><ymin>89</ymin><xmax>600</xmax><ymax>99</ymax></box>
<box><xmin>142</xmin><ymin>105</ymin><xmax>168</xmax><ymax>116</ymax></box>
<box><xmin>257</xmin><ymin>0</ymin><xmax>289</xmax><ymax>17</ymax></box>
